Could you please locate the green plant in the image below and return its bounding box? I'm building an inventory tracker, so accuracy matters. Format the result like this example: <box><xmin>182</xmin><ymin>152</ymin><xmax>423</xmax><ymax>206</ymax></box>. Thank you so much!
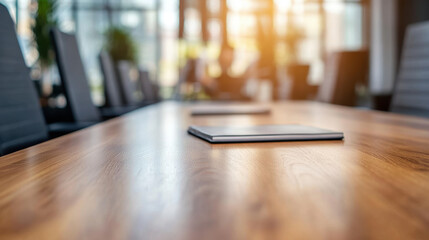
<box><xmin>104</xmin><ymin>27</ymin><xmax>137</xmax><ymax>64</ymax></box>
<box><xmin>32</xmin><ymin>0</ymin><xmax>57</xmax><ymax>68</ymax></box>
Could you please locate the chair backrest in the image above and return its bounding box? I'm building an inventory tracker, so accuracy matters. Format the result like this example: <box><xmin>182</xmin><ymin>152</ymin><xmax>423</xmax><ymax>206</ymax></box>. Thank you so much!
<box><xmin>117</xmin><ymin>61</ymin><xmax>138</xmax><ymax>106</ymax></box>
<box><xmin>139</xmin><ymin>70</ymin><xmax>159</xmax><ymax>101</ymax></box>
<box><xmin>174</xmin><ymin>58</ymin><xmax>201</xmax><ymax>100</ymax></box>
<box><xmin>390</xmin><ymin>21</ymin><xmax>429</xmax><ymax>118</ymax></box>
<box><xmin>0</xmin><ymin>4</ymin><xmax>48</xmax><ymax>155</ymax></box>
<box><xmin>318</xmin><ymin>50</ymin><xmax>369</xmax><ymax>106</ymax></box>
<box><xmin>50</xmin><ymin>28</ymin><xmax>101</xmax><ymax>122</ymax></box>
<box><xmin>99</xmin><ymin>51</ymin><xmax>123</xmax><ymax>107</ymax></box>
<box><xmin>287</xmin><ymin>64</ymin><xmax>310</xmax><ymax>100</ymax></box>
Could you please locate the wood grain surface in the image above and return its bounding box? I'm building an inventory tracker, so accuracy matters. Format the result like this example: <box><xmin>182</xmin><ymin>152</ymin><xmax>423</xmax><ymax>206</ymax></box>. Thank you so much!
<box><xmin>1</xmin><ymin>101</ymin><xmax>429</xmax><ymax>240</ymax></box>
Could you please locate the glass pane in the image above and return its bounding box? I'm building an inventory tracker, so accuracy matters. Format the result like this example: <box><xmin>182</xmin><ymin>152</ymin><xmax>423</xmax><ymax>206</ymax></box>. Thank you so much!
<box><xmin>7</xmin><ymin>0</ymin><xmax>365</xmax><ymax>99</ymax></box>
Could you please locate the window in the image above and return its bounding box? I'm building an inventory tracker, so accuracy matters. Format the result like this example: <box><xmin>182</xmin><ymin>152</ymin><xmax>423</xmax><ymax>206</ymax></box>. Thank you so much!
<box><xmin>3</xmin><ymin>0</ymin><xmax>366</xmax><ymax>100</ymax></box>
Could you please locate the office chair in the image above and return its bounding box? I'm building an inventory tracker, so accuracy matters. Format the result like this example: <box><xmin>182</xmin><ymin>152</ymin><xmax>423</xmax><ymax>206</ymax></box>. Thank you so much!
<box><xmin>99</xmin><ymin>51</ymin><xmax>123</xmax><ymax>108</ymax></box>
<box><xmin>117</xmin><ymin>61</ymin><xmax>155</xmax><ymax>107</ymax></box>
<box><xmin>99</xmin><ymin>51</ymin><xmax>139</xmax><ymax>117</ymax></box>
<box><xmin>287</xmin><ymin>64</ymin><xmax>311</xmax><ymax>100</ymax></box>
<box><xmin>317</xmin><ymin>50</ymin><xmax>369</xmax><ymax>106</ymax></box>
<box><xmin>0</xmin><ymin>4</ymin><xmax>48</xmax><ymax>155</ymax></box>
<box><xmin>116</xmin><ymin>61</ymin><xmax>140</xmax><ymax>106</ymax></box>
<box><xmin>50</xmin><ymin>28</ymin><xmax>101</xmax><ymax>124</ymax></box>
<box><xmin>174</xmin><ymin>58</ymin><xmax>201</xmax><ymax>100</ymax></box>
<box><xmin>390</xmin><ymin>21</ymin><xmax>429</xmax><ymax>118</ymax></box>
<box><xmin>139</xmin><ymin>69</ymin><xmax>160</xmax><ymax>102</ymax></box>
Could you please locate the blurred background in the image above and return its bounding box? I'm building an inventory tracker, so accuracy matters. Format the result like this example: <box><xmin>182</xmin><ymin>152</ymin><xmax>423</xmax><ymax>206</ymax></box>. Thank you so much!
<box><xmin>0</xmin><ymin>0</ymin><xmax>424</xmax><ymax>110</ymax></box>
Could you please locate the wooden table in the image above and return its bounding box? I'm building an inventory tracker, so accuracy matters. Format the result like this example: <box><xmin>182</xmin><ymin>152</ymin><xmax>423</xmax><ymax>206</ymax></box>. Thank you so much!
<box><xmin>1</xmin><ymin>101</ymin><xmax>429</xmax><ymax>240</ymax></box>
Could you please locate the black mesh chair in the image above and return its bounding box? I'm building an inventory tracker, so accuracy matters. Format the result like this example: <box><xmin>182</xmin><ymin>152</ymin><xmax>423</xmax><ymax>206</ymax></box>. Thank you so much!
<box><xmin>50</xmin><ymin>28</ymin><xmax>101</xmax><ymax>124</ymax></box>
<box><xmin>139</xmin><ymin>69</ymin><xmax>160</xmax><ymax>103</ymax></box>
<box><xmin>117</xmin><ymin>61</ymin><xmax>155</xmax><ymax>107</ymax></box>
<box><xmin>117</xmin><ymin>61</ymin><xmax>140</xmax><ymax>106</ymax></box>
<box><xmin>0</xmin><ymin>4</ymin><xmax>48</xmax><ymax>155</ymax></box>
<box><xmin>390</xmin><ymin>21</ymin><xmax>429</xmax><ymax>118</ymax></box>
<box><xmin>99</xmin><ymin>51</ymin><xmax>123</xmax><ymax>108</ymax></box>
<box><xmin>99</xmin><ymin>52</ymin><xmax>138</xmax><ymax>118</ymax></box>
<box><xmin>287</xmin><ymin>64</ymin><xmax>311</xmax><ymax>100</ymax></box>
<box><xmin>317</xmin><ymin>50</ymin><xmax>369</xmax><ymax>106</ymax></box>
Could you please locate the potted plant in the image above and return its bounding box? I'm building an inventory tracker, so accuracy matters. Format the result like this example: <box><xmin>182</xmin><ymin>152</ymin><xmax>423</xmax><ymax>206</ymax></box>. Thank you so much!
<box><xmin>31</xmin><ymin>0</ymin><xmax>57</xmax><ymax>96</ymax></box>
<box><xmin>104</xmin><ymin>27</ymin><xmax>140</xmax><ymax>101</ymax></box>
<box><xmin>104</xmin><ymin>27</ymin><xmax>137</xmax><ymax>65</ymax></box>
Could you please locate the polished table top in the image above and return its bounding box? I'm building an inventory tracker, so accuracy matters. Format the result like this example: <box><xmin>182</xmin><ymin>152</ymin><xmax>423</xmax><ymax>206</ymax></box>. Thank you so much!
<box><xmin>1</xmin><ymin>101</ymin><xmax>429</xmax><ymax>239</ymax></box>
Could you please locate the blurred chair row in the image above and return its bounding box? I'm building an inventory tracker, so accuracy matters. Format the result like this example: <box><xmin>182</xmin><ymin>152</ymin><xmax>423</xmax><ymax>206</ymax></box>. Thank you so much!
<box><xmin>289</xmin><ymin>20</ymin><xmax>429</xmax><ymax>118</ymax></box>
<box><xmin>51</xmin><ymin>29</ymin><xmax>158</xmax><ymax>124</ymax></box>
<box><xmin>0</xmin><ymin>5</ymin><xmax>159</xmax><ymax>155</ymax></box>
<box><xmin>287</xmin><ymin>51</ymin><xmax>369</xmax><ymax>106</ymax></box>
